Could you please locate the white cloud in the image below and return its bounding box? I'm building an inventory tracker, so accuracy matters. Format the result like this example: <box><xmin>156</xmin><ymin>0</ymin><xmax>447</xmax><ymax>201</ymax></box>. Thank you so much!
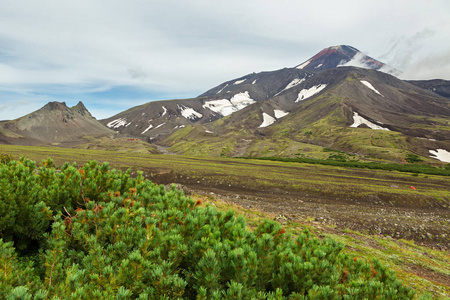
<box><xmin>0</xmin><ymin>0</ymin><xmax>449</xmax><ymax>121</ymax></box>
<box><xmin>402</xmin><ymin>50</ymin><xmax>450</xmax><ymax>80</ymax></box>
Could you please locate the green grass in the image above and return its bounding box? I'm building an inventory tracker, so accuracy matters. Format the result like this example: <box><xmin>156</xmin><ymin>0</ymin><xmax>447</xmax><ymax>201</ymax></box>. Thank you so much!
<box><xmin>1</xmin><ymin>144</ymin><xmax>449</xmax><ymax>298</ymax></box>
<box><xmin>243</xmin><ymin>156</ymin><xmax>450</xmax><ymax>176</ymax></box>
<box><xmin>1</xmin><ymin>144</ymin><xmax>449</xmax><ymax>209</ymax></box>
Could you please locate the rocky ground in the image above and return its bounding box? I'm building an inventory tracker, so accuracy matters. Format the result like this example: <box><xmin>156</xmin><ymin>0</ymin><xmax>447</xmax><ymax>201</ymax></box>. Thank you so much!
<box><xmin>160</xmin><ymin>181</ymin><xmax>449</xmax><ymax>252</ymax></box>
<box><xmin>167</xmin><ymin>182</ymin><xmax>450</xmax><ymax>290</ymax></box>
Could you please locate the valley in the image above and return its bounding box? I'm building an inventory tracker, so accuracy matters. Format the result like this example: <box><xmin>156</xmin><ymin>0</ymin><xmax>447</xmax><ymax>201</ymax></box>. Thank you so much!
<box><xmin>1</xmin><ymin>144</ymin><xmax>449</xmax><ymax>296</ymax></box>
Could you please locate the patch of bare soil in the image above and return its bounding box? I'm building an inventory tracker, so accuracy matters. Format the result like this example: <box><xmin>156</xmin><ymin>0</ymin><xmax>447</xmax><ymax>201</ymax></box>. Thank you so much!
<box><xmin>192</xmin><ymin>184</ymin><xmax>448</xmax><ymax>249</ymax></box>
<box><xmin>143</xmin><ymin>166</ymin><xmax>450</xmax><ymax>289</ymax></box>
<box><xmin>146</xmin><ymin>168</ymin><xmax>450</xmax><ymax>251</ymax></box>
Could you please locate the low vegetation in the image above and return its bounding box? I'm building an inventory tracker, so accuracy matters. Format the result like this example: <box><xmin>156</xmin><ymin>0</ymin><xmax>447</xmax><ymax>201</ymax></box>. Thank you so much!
<box><xmin>1</xmin><ymin>157</ymin><xmax>417</xmax><ymax>299</ymax></box>
<box><xmin>0</xmin><ymin>145</ymin><xmax>448</xmax><ymax>298</ymax></box>
<box><xmin>241</xmin><ymin>156</ymin><xmax>450</xmax><ymax>177</ymax></box>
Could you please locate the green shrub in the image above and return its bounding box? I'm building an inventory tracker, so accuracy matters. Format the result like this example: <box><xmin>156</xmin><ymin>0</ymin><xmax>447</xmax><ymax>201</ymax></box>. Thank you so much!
<box><xmin>405</xmin><ymin>154</ymin><xmax>423</xmax><ymax>163</ymax></box>
<box><xmin>0</xmin><ymin>157</ymin><xmax>415</xmax><ymax>299</ymax></box>
<box><xmin>0</xmin><ymin>152</ymin><xmax>13</xmax><ymax>164</ymax></box>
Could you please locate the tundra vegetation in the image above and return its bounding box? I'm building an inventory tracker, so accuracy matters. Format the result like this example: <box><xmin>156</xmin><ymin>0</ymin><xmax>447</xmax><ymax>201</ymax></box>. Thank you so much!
<box><xmin>0</xmin><ymin>145</ymin><xmax>449</xmax><ymax>298</ymax></box>
<box><xmin>0</xmin><ymin>156</ymin><xmax>418</xmax><ymax>299</ymax></box>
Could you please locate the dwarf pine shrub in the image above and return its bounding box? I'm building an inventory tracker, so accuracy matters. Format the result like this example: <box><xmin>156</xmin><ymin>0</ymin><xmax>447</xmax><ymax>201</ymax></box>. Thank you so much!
<box><xmin>0</xmin><ymin>157</ymin><xmax>416</xmax><ymax>299</ymax></box>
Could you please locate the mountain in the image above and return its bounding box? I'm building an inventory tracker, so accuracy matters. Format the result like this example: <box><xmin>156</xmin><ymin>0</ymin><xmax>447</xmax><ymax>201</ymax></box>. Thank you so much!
<box><xmin>295</xmin><ymin>45</ymin><xmax>400</xmax><ymax>76</ymax></box>
<box><xmin>3</xmin><ymin>45</ymin><xmax>449</xmax><ymax>163</ymax></box>
<box><xmin>407</xmin><ymin>79</ymin><xmax>450</xmax><ymax>99</ymax></box>
<box><xmin>100</xmin><ymin>45</ymin><xmax>450</xmax><ymax>162</ymax></box>
<box><xmin>0</xmin><ymin>101</ymin><xmax>115</xmax><ymax>146</ymax></box>
<box><xmin>161</xmin><ymin>67</ymin><xmax>450</xmax><ymax>161</ymax></box>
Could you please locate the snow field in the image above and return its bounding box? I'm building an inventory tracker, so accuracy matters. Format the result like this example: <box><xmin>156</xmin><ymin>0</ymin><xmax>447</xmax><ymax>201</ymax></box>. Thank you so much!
<box><xmin>429</xmin><ymin>149</ymin><xmax>450</xmax><ymax>163</ymax></box>
<box><xmin>203</xmin><ymin>91</ymin><xmax>256</xmax><ymax>117</ymax></box>
<box><xmin>275</xmin><ymin>78</ymin><xmax>305</xmax><ymax>96</ymax></box>
<box><xmin>296</xmin><ymin>59</ymin><xmax>311</xmax><ymax>69</ymax></box>
<box><xmin>259</xmin><ymin>109</ymin><xmax>289</xmax><ymax>128</ymax></box>
<box><xmin>360</xmin><ymin>81</ymin><xmax>383</xmax><ymax>96</ymax></box>
<box><xmin>106</xmin><ymin>118</ymin><xmax>127</xmax><ymax>129</ymax></box>
<box><xmin>295</xmin><ymin>84</ymin><xmax>327</xmax><ymax>102</ymax></box>
<box><xmin>177</xmin><ymin>104</ymin><xmax>203</xmax><ymax>120</ymax></box>
<box><xmin>350</xmin><ymin>112</ymin><xmax>389</xmax><ymax>130</ymax></box>
<box><xmin>274</xmin><ymin>109</ymin><xmax>289</xmax><ymax>119</ymax></box>
<box><xmin>141</xmin><ymin>124</ymin><xmax>153</xmax><ymax>134</ymax></box>
<box><xmin>259</xmin><ymin>113</ymin><xmax>276</xmax><ymax>128</ymax></box>
<box><xmin>233</xmin><ymin>79</ymin><xmax>246</xmax><ymax>85</ymax></box>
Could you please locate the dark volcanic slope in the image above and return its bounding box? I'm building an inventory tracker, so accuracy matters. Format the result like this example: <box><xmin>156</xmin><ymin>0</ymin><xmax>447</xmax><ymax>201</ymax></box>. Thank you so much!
<box><xmin>0</xmin><ymin>101</ymin><xmax>114</xmax><ymax>145</ymax></box>
<box><xmin>162</xmin><ymin>66</ymin><xmax>450</xmax><ymax>160</ymax></box>
<box><xmin>408</xmin><ymin>79</ymin><xmax>450</xmax><ymax>99</ymax></box>
<box><xmin>101</xmin><ymin>97</ymin><xmax>221</xmax><ymax>142</ymax></box>
<box><xmin>101</xmin><ymin>68</ymin><xmax>314</xmax><ymax>141</ymax></box>
<box><xmin>208</xmin><ymin>67</ymin><xmax>450</xmax><ymax>136</ymax></box>
<box><xmin>295</xmin><ymin>45</ymin><xmax>399</xmax><ymax>76</ymax></box>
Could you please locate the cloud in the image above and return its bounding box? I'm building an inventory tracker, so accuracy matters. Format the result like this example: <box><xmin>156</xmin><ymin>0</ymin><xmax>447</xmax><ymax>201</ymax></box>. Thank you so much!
<box><xmin>0</xmin><ymin>0</ymin><xmax>449</xmax><ymax>121</ymax></box>
<box><xmin>127</xmin><ymin>67</ymin><xmax>148</xmax><ymax>80</ymax></box>
<box><xmin>378</xmin><ymin>29</ymin><xmax>435</xmax><ymax>71</ymax></box>
<box><xmin>402</xmin><ymin>50</ymin><xmax>450</xmax><ymax>80</ymax></box>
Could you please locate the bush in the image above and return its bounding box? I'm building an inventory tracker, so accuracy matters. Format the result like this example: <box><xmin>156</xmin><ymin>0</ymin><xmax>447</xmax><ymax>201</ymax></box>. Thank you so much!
<box><xmin>405</xmin><ymin>154</ymin><xmax>423</xmax><ymax>163</ymax></box>
<box><xmin>0</xmin><ymin>152</ymin><xmax>13</xmax><ymax>164</ymax></box>
<box><xmin>0</xmin><ymin>157</ymin><xmax>416</xmax><ymax>299</ymax></box>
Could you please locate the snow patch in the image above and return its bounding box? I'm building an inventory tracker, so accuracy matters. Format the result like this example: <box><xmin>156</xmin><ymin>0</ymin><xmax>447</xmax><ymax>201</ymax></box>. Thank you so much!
<box><xmin>216</xmin><ymin>84</ymin><xmax>228</xmax><ymax>94</ymax></box>
<box><xmin>315</xmin><ymin>63</ymin><xmax>323</xmax><ymax>69</ymax></box>
<box><xmin>203</xmin><ymin>91</ymin><xmax>256</xmax><ymax>116</ymax></box>
<box><xmin>295</xmin><ymin>84</ymin><xmax>327</xmax><ymax>102</ymax></box>
<box><xmin>161</xmin><ymin>106</ymin><xmax>167</xmax><ymax>116</ymax></box>
<box><xmin>429</xmin><ymin>149</ymin><xmax>450</xmax><ymax>163</ymax></box>
<box><xmin>296</xmin><ymin>59</ymin><xmax>311</xmax><ymax>69</ymax></box>
<box><xmin>178</xmin><ymin>104</ymin><xmax>203</xmax><ymax>120</ymax></box>
<box><xmin>230</xmin><ymin>91</ymin><xmax>255</xmax><ymax>109</ymax></box>
<box><xmin>107</xmin><ymin>118</ymin><xmax>127</xmax><ymax>129</ymax></box>
<box><xmin>141</xmin><ymin>124</ymin><xmax>153</xmax><ymax>134</ymax></box>
<box><xmin>274</xmin><ymin>109</ymin><xmax>289</xmax><ymax>119</ymax></box>
<box><xmin>350</xmin><ymin>112</ymin><xmax>389</xmax><ymax>130</ymax></box>
<box><xmin>275</xmin><ymin>78</ymin><xmax>305</xmax><ymax>96</ymax></box>
<box><xmin>154</xmin><ymin>123</ymin><xmax>166</xmax><ymax>129</ymax></box>
<box><xmin>205</xmin><ymin>130</ymin><xmax>214</xmax><ymax>133</ymax></box>
<box><xmin>259</xmin><ymin>113</ymin><xmax>276</xmax><ymax>128</ymax></box>
<box><xmin>203</xmin><ymin>99</ymin><xmax>236</xmax><ymax>116</ymax></box>
<box><xmin>252</xmin><ymin>79</ymin><xmax>258</xmax><ymax>84</ymax></box>
<box><xmin>417</xmin><ymin>137</ymin><xmax>436</xmax><ymax>141</ymax></box>
<box><xmin>360</xmin><ymin>81</ymin><xmax>383</xmax><ymax>96</ymax></box>
<box><xmin>233</xmin><ymin>79</ymin><xmax>246</xmax><ymax>85</ymax></box>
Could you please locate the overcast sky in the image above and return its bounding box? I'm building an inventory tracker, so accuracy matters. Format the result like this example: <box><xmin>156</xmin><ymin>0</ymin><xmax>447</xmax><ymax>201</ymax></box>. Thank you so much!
<box><xmin>1</xmin><ymin>0</ymin><xmax>449</xmax><ymax>121</ymax></box>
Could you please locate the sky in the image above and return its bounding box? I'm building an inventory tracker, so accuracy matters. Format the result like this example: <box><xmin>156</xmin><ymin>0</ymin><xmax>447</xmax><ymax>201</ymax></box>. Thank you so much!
<box><xmin>1</xmin><ymin>0</ymin><xmax>449</xmax><ymax>121</ymax></box>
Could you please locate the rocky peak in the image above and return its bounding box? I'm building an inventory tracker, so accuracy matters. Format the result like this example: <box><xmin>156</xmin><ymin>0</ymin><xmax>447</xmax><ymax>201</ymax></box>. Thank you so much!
<box><xmin>72</xmin><ymin>101</ymin><xmax>92</xmax><ymax>117</ymax></box>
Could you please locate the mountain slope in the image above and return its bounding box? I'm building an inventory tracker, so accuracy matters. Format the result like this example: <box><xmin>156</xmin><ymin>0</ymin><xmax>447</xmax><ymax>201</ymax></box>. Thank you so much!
<box><xmin>407</xmin><ymin>79</ymin><xmax>450</xmax><ymax>99</ymax></box>
<box><xmin>100</xmin><ymin>68</ymin><xmax>316</xmax><ymax>141</ymax></box>
<box><xmin>0</xmin><ymin>101</ymin><xmax>115</xmax><ymax>146</ymax></box>
<box><xmin>102</xmin><ymin>45</ymin><xmax>405</xmax><ymax>144</ymax></box>
<box><xmin>6</xmin><ymin>44</ymin><xmax>446</xmax><ymax>163</ymax></box>
<box><xmin>161</xmin><ymin>67</ymin><xmax>450</xmax><ymax>162</ymax></box>
<box><xmin>296</xmin><ymin>45</ymin><xmax>400</xmax><ymax>76</ymax></box>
